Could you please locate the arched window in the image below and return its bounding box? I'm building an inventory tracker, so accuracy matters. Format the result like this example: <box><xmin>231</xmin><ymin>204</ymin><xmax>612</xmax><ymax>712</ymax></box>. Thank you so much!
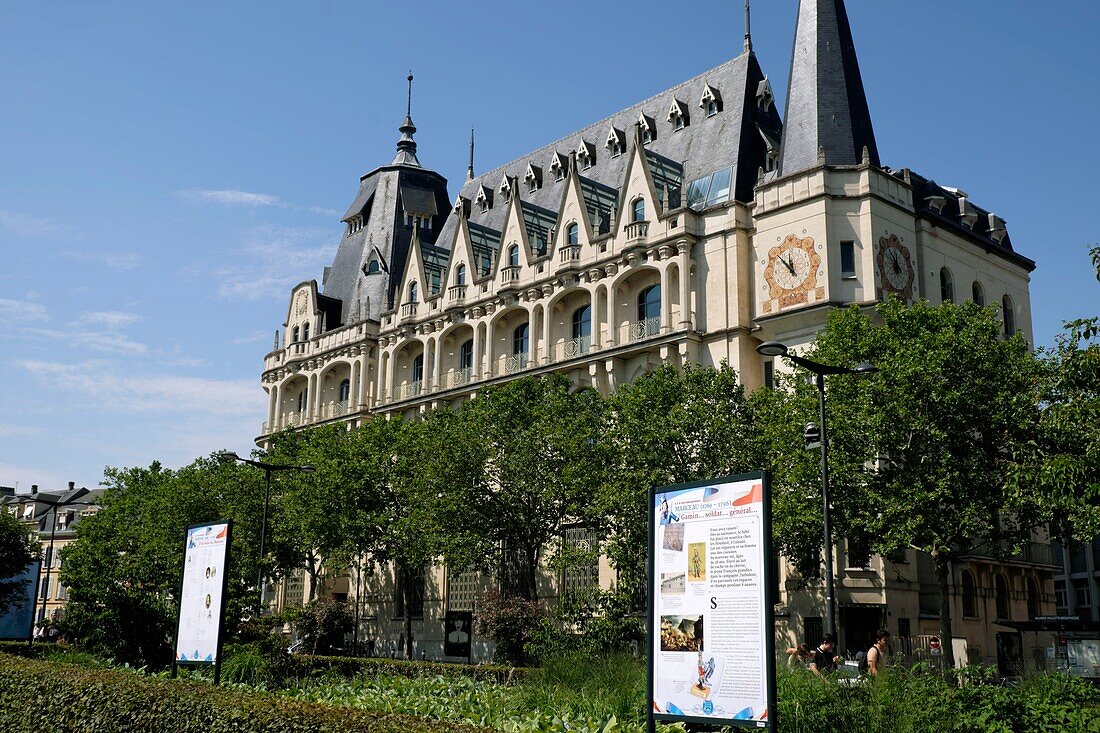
<box><xmin>567</xmin><ymin>223</ymin><xmax>579</xmax><ymax>246</ymax></box>
<box><xmin>1002</xmin><ymin>294</ymin><xmax>1016</xmax><ymax>337</ymax></box>
<box><xmin>638</xmin><ymin>284</ymin><xmax>661</xmax><ymax>322</ymax></box>
<box><xmin>412</xmin><ymin>354</ymin><xmax>424</xmax><ymax>384</ymax></box>
<box><xmin>338</xmin><ymin>379</ymin><xmax>350</xmax><ymax>403</ymax></box>
<box><xmin>459</xmin><ymin>339</ymin><xmax>474</xmax><ymax>371</ymax></box>
<box><xmin>512</xmin><ymin>322</ymin><xmax>529</xmax><ymax>356</ymax></box>
<box><xmin>409</xmin><ymin>281</ymin><xmax>418</xmax><ymax>302</ymax></box>
<box><xmin>962</xmin><ymin>570</ymin><xmax>978</xmax><ymax>618</ymax></box>
<box><xmin>302</xmin><ymin>322</ymin><xmax>310</xmax><ymax>341</ymax></box>
<box><xmin>972</xmin><ymin>281</ymin><xmax>985</xmax><ymax>306</ymax></box>
<box><xmin>572</xmin><ymin>305</ymin><xmax>592</xmax><ymax>341</ymax></box>
<box><xmin>508</xmin><ymin>244</ymin><xmax>520</xmax><ymax>268</ymax></box>
<box><xmin>292</xmin><ymin>326</ymin><xmax>300</xmax><ymax>343</ymax></box>
<box><xmin>297</xmin><ymin>386</ymin><xmax>308</xmax><ymax>413</ymax></box>
<box><xmin>367</xmin><ymin>259</ymin><xmax>381</xmax><ymax>274</ymax></box>
<box><xmin>995</xmin><ymin>574</ymin><xmax>1011</xmax><ymax>620</ymax></box>
<box><xmin>706</xmin><ymin>99</ymin><xmax>719</xmax><ymax>117</ymax></box>
<box><xmin>939</xmin><ymin>267</ymin><xmax>954</xmax><ymax>304</ymax></box>
<box><xmin>1026</xmin><ymin>577</ymin><xmax>1040</xmax><ymax>620</ymax></box>
<box><xmin>456</xmin><ymin>264</ymin><xmax>466</xmax><ymax>286</ymax></box>
<box><xmin>632</xmin><ymin>198</ymin><xmax>646</xmax><ymax>223</ymax></box>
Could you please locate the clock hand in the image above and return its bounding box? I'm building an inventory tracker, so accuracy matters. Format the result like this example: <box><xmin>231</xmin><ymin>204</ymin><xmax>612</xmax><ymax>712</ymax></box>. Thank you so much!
<box><xmin>781</xmin><ymin>254</ymin><xmax>797</xmax><ymax>276</ymax></box>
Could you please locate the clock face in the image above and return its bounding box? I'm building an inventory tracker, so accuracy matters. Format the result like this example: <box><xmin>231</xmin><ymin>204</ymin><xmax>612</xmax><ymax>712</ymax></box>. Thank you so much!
<box><xmin>876</xmin><ymin>234</ymin><xmax>914</xmax><ymax>300</ymax></box>
<box><xmin>762</xmin><ymin>234</ymin><xmax>821</xmax><ymax>313</ymax></box>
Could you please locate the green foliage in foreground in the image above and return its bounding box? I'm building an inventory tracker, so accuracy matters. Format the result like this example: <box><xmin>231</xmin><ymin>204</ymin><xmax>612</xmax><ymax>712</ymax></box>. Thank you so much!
<box><xmin>0</xmin><ymin>652</ymin><xmax>493</xmax><ymax>733</ymax></box>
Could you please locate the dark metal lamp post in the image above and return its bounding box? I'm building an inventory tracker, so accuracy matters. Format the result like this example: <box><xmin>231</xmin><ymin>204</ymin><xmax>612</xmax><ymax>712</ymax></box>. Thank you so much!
<box><xmin>217</xmin><ymin>451</ymin><xmax>314</xmax><ymax>612</ymax></box>
<box><xmin>756</xmin><ymin>340</ymin><xmax>878</xmax><ymax>639</ymax></box>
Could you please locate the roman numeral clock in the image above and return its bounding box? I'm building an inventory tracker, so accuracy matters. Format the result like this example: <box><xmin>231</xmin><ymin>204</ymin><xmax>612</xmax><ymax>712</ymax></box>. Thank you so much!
<box><xmin>761</xmin><ymin>233</ymin><xmax>824</xmax><ymax>314</ymax></box>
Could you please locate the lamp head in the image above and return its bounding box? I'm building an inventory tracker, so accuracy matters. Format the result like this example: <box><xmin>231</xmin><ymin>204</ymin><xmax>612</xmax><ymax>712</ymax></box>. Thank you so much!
<box><xmin>299</xmin><ymin>465</ymin><xmax>316</xmax><ymax>473</ymax></box>
<box><xmin>217</xmin><ymin>450</ymin><xmax>241</xmax><ymax>464</ymax></box>
<box><xmin>756</xmin><ymin>341</ymin><xmax>789</xmax><ymax>358</ymax></box>
<box><xmin>852</xmin><ymin>363</ymin><xmax>879</xmax><ymax>375</ymax></box>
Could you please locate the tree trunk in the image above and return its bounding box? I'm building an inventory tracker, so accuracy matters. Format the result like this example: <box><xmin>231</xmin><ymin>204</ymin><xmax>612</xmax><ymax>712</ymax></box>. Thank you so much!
<box><xmin>523</xmin><ymin>546</ymin><xmax>539</xmax><ymax>601</ymax></box>
<box><xmin>306</xmin><ymin>552</ymin><xmax>321</xmax><ymax>602</ymax></box>
<box><xmin>402</xmin><ymin>581</ymin><xmax>414</xmax><ymax>660</ymax></box>
<box><xmin>935</xmin><ymin>554</ymin><xmax>956</xmax><ymax>670</ymax></box>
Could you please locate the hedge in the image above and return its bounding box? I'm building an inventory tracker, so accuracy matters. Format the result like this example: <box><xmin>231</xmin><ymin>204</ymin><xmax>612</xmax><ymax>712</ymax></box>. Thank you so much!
<box><xmin>283</xmin><ymin>653</ymin><xmax>532</xmax><ymax>684</ymax></box>
<box><xmin>0</xmin><ymin>652</ymin><xmax>496</xmax><ymax>733</ymax></box>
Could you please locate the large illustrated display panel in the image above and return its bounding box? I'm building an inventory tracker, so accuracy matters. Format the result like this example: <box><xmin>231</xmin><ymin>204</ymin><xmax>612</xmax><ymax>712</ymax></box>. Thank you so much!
<box><xmin>175</xmin><ymin>522</ymin><xmax>230</xmax><ymax>663</ymax></box>
<box><xmin>649</xmin><ymin>473</ymin><xmax>775</xmax><ymax>730</ymax></box>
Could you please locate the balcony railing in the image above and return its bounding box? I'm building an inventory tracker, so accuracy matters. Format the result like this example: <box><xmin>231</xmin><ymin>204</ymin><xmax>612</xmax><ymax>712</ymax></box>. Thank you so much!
<box><xmin>555</xmin><ymin>335</ymin><xmax>592</xmax><ymax>360</ymax></box>
<box><xmin>628</xmin><ymin>317</ymin><xmax>662</xmax><ymax>342</ymax></box>
<box><xmin>392</xmin><ymin>381</ymin><xmax>423</xmax><ymax>401</ymax></box>
<box><xmin>500</xmin><ymin>266</ymin><xmax>521</xmax><ymax>283</ymax></box>
<box><xmin>447</xmin><ymin>284</ymin><xmax>467</xmax><ymax>303</ymax></box>
<box><xmin>624</xmin><ymin>221</ymin><xmax>649</xmax><ymax>241</ymax></box>
<box><xmin>400</xmin><ymin>302</ymin><xmax>419</xmax><ymax>318</ymax></box>
<box><xmin>494</xmin><ymin>353</ymin><xmax>531</xmax><ymax>376</ymax></box>
<box><xmin>444</xmin><ymin>368</ymin><xmax>474</xmax><ymax>388</ymax></box>
<box><xmin>559</xmin><ymin>245</ymin><xmax>582</xmax><ymax>264</ymax></box>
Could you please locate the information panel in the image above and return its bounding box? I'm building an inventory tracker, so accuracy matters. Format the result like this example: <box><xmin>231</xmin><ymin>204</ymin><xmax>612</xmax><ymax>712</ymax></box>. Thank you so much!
<box><xmin>0</xmin><ymin>562</ymin><xmax>40</xmax><ymax>640</ymax></box>
<box><xmin>648</xmin><ymin>473</ymin><xmax>775</xmax><ymax>730</ymax></box>
<box><xmin>175</xmin><ymin>522</ymin><xmax>230</xmax><ymax>664</ymax></box>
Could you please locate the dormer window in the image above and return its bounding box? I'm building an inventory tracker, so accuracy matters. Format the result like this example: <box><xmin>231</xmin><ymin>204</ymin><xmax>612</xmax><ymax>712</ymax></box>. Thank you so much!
<box><xmin>367</xmin><ymin>259</ymin><xmax>381</xmax><ymax>274</ymax></box>
<box><xmin>474</xmin><ymin>185</ymin><xmax>493</xmax><ymax>211</ymax></box>
<box><xmin>421</xmin><ymin>215</ymin><xmax>431</xmax><ymax>230</ymax></box>
<box><xmin>667</xmin><ymin>100</ymin><xmax>689</xmax><ymax>131</ymax></box>
<box><xmin>456</xmin><ymin>263</ymin><xmax>466</xmax><ymax>286</ymax></box>
<box><xmin>498</xmin><ymin>176</ymin><xmax>511</xmax><ymax>198</ymax></box>
<box><xmin>549</xmin><ymin>153</ymin><xmax>567</xmax><ymax>182</ymax></box>
<box><xmin>508</xmin><ymin>243</ymin><xmax>520</xmax><ymax>268</ymax></box>
<box><xmin>639</xmin><ymin>113</ymin><xmax>656</xmax><ymax>144</ymax></box>
<box><xmin>524</xmin><ymin>164</ymin><xmax>542</xmax><ymax>193</ymax></box>
<box><xmin>701</xmin><ymin>83</ymin><xmax>722</xmax><ymax>117</ymax></box>
<box><xmin>409</xmin><ymin>281</ymin><xmax>418</xmax><ymax>302</ymax></box>
<box><xmin>576</xmin><ymin>141</ymin><xmax>596</xmax><ymax>170</ymax></box>
<box><xmin>605</xmin><ymin>127</ymin><xmax>626</xmax><ymax>157</ymax></box>
<box><xmin>958</xmin><ymin>197</ymin><xmax>978</xmax><ymax>228</ymax></box>
<box><xmin>567</xmin><ymin>222</ymin><xmax>579</xmax><ymax>246</ymax></box>
<box><xmin>632</xmin><ymin>198</ymin><xmax>646</xmax><ymax>223</ymax></box>
<box><xmin>756</xmin><ymin>77</ymin><xmax>774</xmax><ymax>111</ymax></box>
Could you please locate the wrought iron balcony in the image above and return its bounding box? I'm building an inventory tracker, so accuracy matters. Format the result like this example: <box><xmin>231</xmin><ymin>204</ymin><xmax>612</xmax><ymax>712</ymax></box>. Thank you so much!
<box><xmin>628</xmin><ymin>316</ymin><xmax>662</xmax><ymax>342</ymax></box>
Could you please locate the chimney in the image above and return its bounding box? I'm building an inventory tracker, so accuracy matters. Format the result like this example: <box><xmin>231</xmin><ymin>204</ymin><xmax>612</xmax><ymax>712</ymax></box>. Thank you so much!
<box><xmin>31</xmin><ymin>484</ymin><xmax>38</xmax><ymax>495</ymax></box>
<box><xmin>68</xmin><ymin>481</ymin><xmax>75</xmax><ymax>491</ymax></box>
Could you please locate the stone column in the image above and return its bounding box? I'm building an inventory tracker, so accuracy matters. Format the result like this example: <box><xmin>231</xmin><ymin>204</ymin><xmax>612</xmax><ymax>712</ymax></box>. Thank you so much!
<box><xmin>542</xmin><ymin>303</ymin><xmax>553</xmax><ymax>364</ymax></box>
<box><xmin>360</xmin><ymin>351</ymin><xmax>372</xmax><ymax>409</ymax></box>
<box><xmin>660</xmin><ymin>265</ymin><xmax>672</xmax><ymax>333</ymax></box>
<box><xmin>678</xmin><ymin>240</ymin><xmax>692</xmax><ymax>329</ymax></box>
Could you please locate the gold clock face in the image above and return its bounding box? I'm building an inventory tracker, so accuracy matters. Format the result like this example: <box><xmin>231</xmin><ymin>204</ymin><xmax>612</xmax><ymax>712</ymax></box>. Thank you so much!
<box><xmin>763</xmin><ymin>234</ymin><xmax>821</xmax><ymax>309</ymax></box>
<box><xmin>876</xmin><ymin>234</ymin><xmax>914</xmax><ymax>300</ymax></box>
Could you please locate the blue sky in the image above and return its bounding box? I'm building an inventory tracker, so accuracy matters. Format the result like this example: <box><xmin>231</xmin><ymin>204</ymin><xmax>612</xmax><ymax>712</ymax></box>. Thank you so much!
<box><xmin>2</xmin><ymin>1</ymin><xmax>1098</xmax><ymax>491</ymax></box>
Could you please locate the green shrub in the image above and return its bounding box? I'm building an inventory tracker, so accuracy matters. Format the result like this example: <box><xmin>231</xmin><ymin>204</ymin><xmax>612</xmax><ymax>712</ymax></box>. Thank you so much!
<box><xmin>475</xmin><ymin>591</ymin><xmax>547</xmax><ymax>666</ymax></box>
<box><xmin>0</xmin><ymin>652</ymin><xmax>494</xmax><ymax>733</ymax></box>
<box><xmin>282</xmin><ymin>653</ymin><xmax>532</xmax><ymax>685</ymax></box>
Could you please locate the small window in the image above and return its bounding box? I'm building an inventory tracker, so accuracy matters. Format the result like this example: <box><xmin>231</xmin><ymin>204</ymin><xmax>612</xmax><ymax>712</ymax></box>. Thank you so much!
<box><xmin>338</xmin><ymin>379</ymin><xmax>350</xmax><ymax>402</ymax></box>
<box><xmin>632</xmin><ymin>198</ymin><xmax>646</xmax><ymax>223</ymax></box>
<box><xmin>456</xmin><ymin>264</ymin><xmax>466</xmax><ymax>286</ymax></box>
<box><xmin>412</xmin><ymin>354</ymin><xmax>424</xmax><ymax>383</ymax></box>
<box><xmin>459</xmin><ymin>339</ymin><xmax>474</xmax><ymax>371</ymax></box>
<box><xmin>674</xmin><ymin>116</ymin><xmax>685</xmax><ymax>131</ymax></box>
<box><xmin>302</xmin><ymin>322</ymin><xmax>310</xmax><ymax>341</ymax></box>
<box><xmin>1002</xmin><ymin>294</ymin><xmax>1016</xmax><ymax>337</ymax></box>
<box><xmin>367</xmin><ymin>260</ymin><xmax>381</xmax><ymax>274</ymax></box>
<box><xmin>405</xmin><ymin>212</ymin><xmax>414</xmax><ymax>228</ymax></box>
<box><xmin>763</xmin><ymin>359</ymin><xmax>774</xmax><ymax>389</ymax></box>
<box><xmin>962</xmin><ymin>570</ymin><xmax>978</xmax><ymax>618</ymax></box>
<box><xmin>1026</xmin><ymin>577</ymin><xmax>1040</xmax><ymax>620</ymax></box>
<box><xmin>292</xmin><ymin>326</ymin><xmax>300</xmax><ymax>343</ymax></box>
<box><xmin>642</xmin><ymin>127</ymin><xmax>653</xmax><ymax>144</ymax></box>
<box><xmin>571</xmin><ymin>305</ymin><xmax>592</xmax><ymax>340</ymax></box>
<box><xmin>972</xmin><ymin>281</ymin><xmax>985</xmax><ymax>306</ymax></box>
<box><xmin>638</xmin><ymin>284</ymin><xmax>660</xmax><ymax>322</ymax></box>
<box><xmin>508</xmin><ymin>244</ymin><xmax>520</xmax><ymax>268</ymax></box>
<box><xmin>409</xmin><ymin>282</ymin><xmax>418</xmax><ymax>302</ymax></box>
<box><xmin>706</xmin><ymin>100</ymin><xmax>718</xmax><ymax>117</ymax></box>
<box><xmin>297</xmin><ymin>387</ymin><xmax>308</xmax><ymax>412</ymax></box>
<box><xmin>939</xmin><ymin>267</ymin><xmax>954</xmax><ymax>304</ymax></box>
<box><xmin>512</xmin><ymin>322</ymin><xmax>529</xmax><ymax>356</ymax></box>
<box><xmin>847</xmin><ymin>536</ymin><xmax>871</xmax><ymax>568</ymax></box>
<box><xmin>421</xmin><ymin>215</ymin><xmax>431</xmax><ymax>230</ymax></box>
<box><xmin>567</xmin><ymin>223</ymin><xmax>579</xmax><ymax>246</ymax></box>
<box><xmin>840</xmin><ymin>241</ymin><xmax>856</xmax><ymax>278</ymax></box>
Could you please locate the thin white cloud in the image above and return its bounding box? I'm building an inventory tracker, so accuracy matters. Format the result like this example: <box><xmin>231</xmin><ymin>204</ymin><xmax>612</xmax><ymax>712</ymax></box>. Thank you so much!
<box><xmin>0</xmin><ymin>298</ymin><xmax>50</xmax><ymax>324</ymax></box>
<box><xmin>18</xmin><ymin>359</ymin><xmax>260</xmax><ymax>416</ymax></box>
<box><xmin>59</xmin><ymin>250</ymin><xmax>141</xmax><ymax>271</ymax></box>
<box><xmin>232</xmin><ymin>331</ymin><xmax>273</xmax><ymax>345</ymax></box>
<box><xmin>72</xmin><ymin>311</ymin><xmax>140</xmax><ymax>331</ymax></box>
<box><xmin>0</xmin><ymin>423</ymin><xmax>45</xmax><ymax>438</ymax></box>
<box><xmin>0</xmin><ymin>210</ymin><xmax>76</xmax><ymax>239</ymax></box>
<box><xmin>213</xmin><ymin>224</ymin><xmax>336</xmax><ymax>301</ymax></box>
<box><xmin>182</xmin><ymin>189</ymin><xmax>283</xmax><ymax>207</ymax></box>
<box><xmin>310</xmin><ymin>206</ymin><xmax>341</xmax><ymax>217</ymax></box>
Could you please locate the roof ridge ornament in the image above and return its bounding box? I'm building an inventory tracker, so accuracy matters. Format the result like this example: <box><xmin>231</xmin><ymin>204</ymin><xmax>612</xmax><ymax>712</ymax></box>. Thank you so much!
<box><xmin>392</xmin><ymin>71</ymin><xmax>422</xmax><ymax>167</ymax></box>
<box><xmin>744</xmin><ymin>0</ymin><xmax>753</xmax><ymax>53</ymax></box>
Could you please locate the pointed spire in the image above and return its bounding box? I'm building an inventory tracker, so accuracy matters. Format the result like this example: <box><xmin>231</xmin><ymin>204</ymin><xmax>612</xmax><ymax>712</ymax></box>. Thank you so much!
<box><xmin>392</xmin><ymin>71</ymin><xmax>422</xmax><ymax>167</ymax></box>
<box><xmin>778</xmin><ymin>0</ymin><xmax>879</xmax><ymax>176</ymax></box>
<box><xmin>744</xmin><ymin>0</ymin><xmax>753</xmax><ymax>53</ymax></box>
<box><xmin>467</xmin><ymin>128</ymin><xmax>475</xmax><ymax>181</ymax></box>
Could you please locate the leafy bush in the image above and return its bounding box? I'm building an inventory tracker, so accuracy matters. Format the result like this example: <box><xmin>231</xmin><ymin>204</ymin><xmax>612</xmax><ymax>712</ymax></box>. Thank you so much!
<box><xmin>475</xmin><ymin>591</ymin><xmax>547</xmax><ymax>666</ymax></box>
<box><xmin>281</xmin><ymin>654</ymin><xmax>531</xmax><ymax>685</ymax></box>
<box><xmin>0</xmin><ymin>652</ymin><xmax>494</xmax><ymax>733</ymax></box>
<box><xmin>294</xmin><ymin>597</ymin><xmax>353</xmax><ymax>655</ymax></box>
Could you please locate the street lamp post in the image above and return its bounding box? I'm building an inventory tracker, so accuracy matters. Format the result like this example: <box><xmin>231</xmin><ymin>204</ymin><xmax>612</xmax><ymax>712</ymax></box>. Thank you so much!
<box><xmin>27</xmin><ymin>489</ymin><xmax>96</xmax><ymax>639</ymax></box>
<box><xmin>756</xmin><ymin>340</ymin><xmax>877</xmax><ymax>640</ymax></box>
<box><xmin>218</xmin><ymin>452</ymin><xmax>314</xmax><ymax>612</ymax></box>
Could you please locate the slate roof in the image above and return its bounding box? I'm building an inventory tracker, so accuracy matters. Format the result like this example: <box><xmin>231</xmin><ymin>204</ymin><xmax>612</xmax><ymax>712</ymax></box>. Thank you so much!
<box><xmin>437</xmin><ymin>50</ymin><xmax>782</xmax><ymax>255</ymax></box>
<box><xmin>779</xmin><ymin>0</ymin><xmax>879</xmax><ymax>175</ymax></box>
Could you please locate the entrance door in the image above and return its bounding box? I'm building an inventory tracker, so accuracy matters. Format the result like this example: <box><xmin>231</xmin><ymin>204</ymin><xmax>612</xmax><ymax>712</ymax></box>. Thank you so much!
<box><xmin>996</xmin><ymin>632</ymin><xmax>1023</xmax><ymax>678</ymax></box>
<box><xmin>839</xmin><ymin>606</ymin><xmax>885</xmax><ymax>658</ymax></box>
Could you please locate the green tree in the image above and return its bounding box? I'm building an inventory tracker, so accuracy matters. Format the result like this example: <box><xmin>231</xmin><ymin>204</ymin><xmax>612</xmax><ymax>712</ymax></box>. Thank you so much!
<box><xmin>0</xmin><ymin>509</ymin><xmax>38</xmax><ymax>615</ymax></box>
<box><xmin>454</xmin><ymin>375</ymin><xmax>605</xmax><ymax>600</ymax></box>
<box><xmin>60</xmin><ymin>458</ymin><xmax>263</xmax><ymax>666</ymax></box>
<box><xmin>811</xmin><ymin>298</ymin><xmax>1042</xmax><ymax>668</ymax></box>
